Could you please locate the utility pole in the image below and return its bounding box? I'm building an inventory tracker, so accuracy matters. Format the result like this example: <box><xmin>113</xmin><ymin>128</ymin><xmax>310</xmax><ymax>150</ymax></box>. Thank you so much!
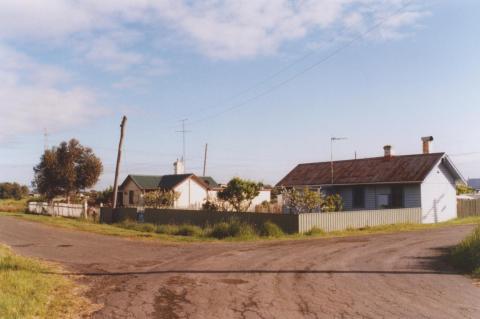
<box><xmin>112</xmin><ymin>116</ymin><xmax>127</xmax><ymax>209</ymax></box>
<box><xmin>203</xmin><ymin>143</ymin><xmax>208</xmax><ymax>176</ymax></box>
<box><xmin>176</xmin><ymin>119</ymin><xmax>190</xmax><ymax>170</ymax></box>
<box><xmin>330</xmin><ymin>137</ymin><xmax>348</xmax><ymax>184</ymax></box>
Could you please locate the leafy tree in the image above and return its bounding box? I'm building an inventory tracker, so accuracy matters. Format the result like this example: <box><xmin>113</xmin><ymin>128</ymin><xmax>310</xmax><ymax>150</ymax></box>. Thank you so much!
<box><xmin>143</xmin><ymin>190</ymin><xmax>180</xmax><ymax>208</ymax></box>
<box><xmin>322</xmin><ymin>194</ymin><xmax>344</xmax><ymax>212</ymax></box>
<box><xmin>0</xmin><ymin>182</ymin><xmax>29</xmax><ymax>200</ymax></box>
<box><xmin>217</xmin><ymin>177</ymin><xmax>262</xmax><ymax>212</ymax></box>
<box><xmin>33</xmin><ymin>139</ymin><xmax>103</xmax><ymax>201</ymax></box>
<box><xmin>88</xmin><ymin>186</ymin><xmax>114</xmax><ymax>206</ymax></box>
<box><xmin>281</xmin><ymin>187</ymin><xmax>343</xmax><ymax>214</ymax></box>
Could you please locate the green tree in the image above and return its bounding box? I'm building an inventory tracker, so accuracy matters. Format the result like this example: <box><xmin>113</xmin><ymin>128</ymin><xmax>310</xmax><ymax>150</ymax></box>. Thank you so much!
<box><xmin>88</xmin><ymin>186</ymin><xmax>113</xmax><ymax>206</ymax></box>
<box><xmin>33</xmin><ymin>139</ymin><xmax>103</xmax><ymax>201</ymax></box>
<box><xmin>281</xmin><ymin>187</ymin><xmax>343</xmax><ymax>214</ymax></box>
<box><xmin>0</xmin><ymin>182</ymin><xmax>29</xmax><ymax>200</ymax></box>
<box><xmin>217</xmin><ymin>177</ymin><xmax>262</xmax><ymax>212</ymax></box>
<box><xmin>143</xmin><ymin>190</ymin><xmax>180</xmax><ymax>208</ymax></box>
<box><xmin>322</xmin><ymin>194</ymin><xmax>344</xmax><ymax>212</ymax></box>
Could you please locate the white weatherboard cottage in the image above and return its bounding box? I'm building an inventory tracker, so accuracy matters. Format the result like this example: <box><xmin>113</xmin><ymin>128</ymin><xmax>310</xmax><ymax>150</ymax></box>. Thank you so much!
<box><xmin>277</xmin><ymin>137</ymin><xmax>465</xmax><ymax>223</ymax></box>
<box><xmin>118</xmin><ymin>159</ymin><xmax>272</xmax><ymax>212</ymax></box>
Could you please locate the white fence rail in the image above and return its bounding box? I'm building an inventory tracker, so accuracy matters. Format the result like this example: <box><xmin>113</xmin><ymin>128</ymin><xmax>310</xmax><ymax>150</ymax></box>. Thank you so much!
<box><xmin>298</xmin><ymin>208</ymin><xmax>422</xmax><ymax>233</ymax></box>
<box><xmin>28</xmin><ymin>202</ymin><xmax>87</xmax><ymax>218</ymax></box>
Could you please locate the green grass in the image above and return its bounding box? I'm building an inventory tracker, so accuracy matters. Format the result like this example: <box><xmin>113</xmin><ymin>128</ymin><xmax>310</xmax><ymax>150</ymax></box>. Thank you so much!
<box><xmin>0</xmin><ymin>198</ymin><xmax>28</xmax><ymax>213</ymax></box>
<box><xmin>2</xmin><ymin>211</ymin><xmax>480</xmax><ymax>243</ymax></box>
<box><xmin>449</xmin><ymin>225</ymin><xmax>480</xmax><ymax>277</ymax></box>
<box><xmin>0</xmin><ymin>244</ymin><xmax>89</xmax><ymax>318</ymax></box>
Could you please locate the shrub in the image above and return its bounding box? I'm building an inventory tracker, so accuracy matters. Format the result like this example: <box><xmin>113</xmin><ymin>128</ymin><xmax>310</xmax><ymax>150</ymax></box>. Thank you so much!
<box><xmin>174</xmin><ymin>224</ymin><xmax>203</xmax><ymax>237</ymax></box>
<box><xmin>209</xmin><ymin>222</ymin><xmax>231</xmax><ymax>239</ymax></box>
<box><xmin>208</xmin><ymin>220</ymin><xmax>257</xmax><ymax>239</ymax></box>
<box><xmin>260</xmin><ymin>221</ymin><xmax>284</xmax><ymax>237</ymax></box>
<box><xmin>202</xmin><ymin>200</ymin><xmax>220</xmax><ymax>211</ymax></box>
<box><xmin>450</xmin><ymin>225</ymin><xmax>480</xmax><ymax>276</ymax></box>
<box><xmin>116</xmin><ymin>220</ymin><xmax>156</xmax><ymax>233</ymax></box>
<box><xmin>305</xmin><ymin>227</ymin><xmax>325</xmax><ymax>236</ymax></box>
<box><xmin>155</xmin><ymin>224</ymin><xmax>179</xmax><ymax>235</ymax></box>
<box><xmin>137</xmin><ymin>223</ymin><xmax>156</xmax><ymax>233</ymax></box>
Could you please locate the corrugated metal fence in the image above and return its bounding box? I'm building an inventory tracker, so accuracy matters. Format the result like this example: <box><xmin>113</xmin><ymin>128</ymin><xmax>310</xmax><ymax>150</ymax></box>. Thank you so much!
<box><xmin>457</xmin><ymin>199</ymin><xmax>480</xmax><ymax>218</ymax></box>
<box><xmin>298</xmin><ymin>208</ymin><xmax>422</xmax><ymax>233</ymax></box>
<box><xmin>101</xmin><ymin>207</ymin><xmax>423</xmax><ymax>234</ymax></box>
<box><xmin>28</xmin><ymin>202</ymin><xmax>86</xmax><ymax>218</ymax></box>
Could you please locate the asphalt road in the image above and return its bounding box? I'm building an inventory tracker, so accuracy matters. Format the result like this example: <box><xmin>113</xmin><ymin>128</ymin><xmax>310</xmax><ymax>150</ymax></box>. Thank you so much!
<box><xmin>0</xmin><ymin>216</ymin><xmax>479</xmax><ymax>319</ymax></box>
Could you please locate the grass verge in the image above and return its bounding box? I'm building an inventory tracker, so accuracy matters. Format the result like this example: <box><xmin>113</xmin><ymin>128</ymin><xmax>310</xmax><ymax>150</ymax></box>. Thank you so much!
<box><xmin>0</xmin><ymin>198</ymin><xmax>28</xmax><ymax>213</ymax></box>
<box><xmin>449</xmin><ymin>225</ymin><xmax>480</xmax><ymax>278</ymax></box>
<box><xmin>0</xmin><ymin>244</ymin><xmax>90</xmax><ymax>318</ymax></box>
<box><xmin>1</xmin><ymin>211</ymin><xmax>480</xmax><ymax>243</ymax></box>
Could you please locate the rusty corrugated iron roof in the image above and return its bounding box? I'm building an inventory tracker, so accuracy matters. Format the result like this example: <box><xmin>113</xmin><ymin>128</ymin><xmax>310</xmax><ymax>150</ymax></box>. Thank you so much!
<box><xmin>276</xmin><ymin>153</ymin><xmax>445</xmax><ymax>187</ymax></box>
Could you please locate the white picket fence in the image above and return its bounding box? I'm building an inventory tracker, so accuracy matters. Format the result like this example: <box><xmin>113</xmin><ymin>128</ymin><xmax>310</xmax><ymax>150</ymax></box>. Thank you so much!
<box><xmin>28</xmin><ymin>202</ymin><xmax>87</xmax><ymax>218</ymax></box>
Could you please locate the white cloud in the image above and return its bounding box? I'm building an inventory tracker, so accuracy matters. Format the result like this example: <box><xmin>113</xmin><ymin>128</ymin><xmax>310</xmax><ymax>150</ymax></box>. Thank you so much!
<box><xmin>0</xmin><ymin>1</ymin><xmax>428</xmax><ymax>62</ymax></box>
<box><xmin>0</xmin><ymin>45</ymin><xmax>104</xmax><ymax>142</ymax></box>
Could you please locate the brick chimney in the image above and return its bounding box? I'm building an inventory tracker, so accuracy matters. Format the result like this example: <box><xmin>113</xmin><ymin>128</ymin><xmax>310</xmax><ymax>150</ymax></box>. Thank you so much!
<box><xmin>383</xmin><ymin>145</ymin><xmax>394</xmax><ymax>159</ymax></box>
<box><xmin>421</xmin><ymin>136</ymin><xmax>434</xmax><ymax>154</ymax></box>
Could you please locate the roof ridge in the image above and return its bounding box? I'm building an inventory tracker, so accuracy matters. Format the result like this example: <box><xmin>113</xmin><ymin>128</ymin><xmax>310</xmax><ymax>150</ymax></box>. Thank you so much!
<box><xmin>298</xmin><ymin>152</ymin><xmax>445</xmax><ymax>166</ymax></box>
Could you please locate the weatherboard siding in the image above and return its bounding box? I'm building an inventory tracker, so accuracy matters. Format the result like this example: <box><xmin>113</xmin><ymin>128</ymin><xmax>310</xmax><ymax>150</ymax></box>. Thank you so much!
<box><xmin>404</xmin><ymin>185</ymin><xmax>421</xmax><ymax>208</ymax></box>
<box><xmin>421</xmin><ymin>161</ymin><xmax>457</xmax><ymax>223</ymax></box>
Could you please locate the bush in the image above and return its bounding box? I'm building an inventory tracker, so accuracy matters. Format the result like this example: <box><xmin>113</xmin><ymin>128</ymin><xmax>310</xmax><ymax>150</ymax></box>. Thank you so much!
<box><xmin>174</xmin><ymin>224</ymin><xmax>203</xmax><ymax>237</ymax></box>
<box><xmin>137</xmin><ymin>223</ymin><xmax>156</xmax><ymax>233</ymax></box>
<box><xmin>208</xmin><ymin>220</ymin><xmax>257</xmax><ymax>239</ymax></box>
<box><xmin>0</xmin><ymin>182</ymin><xmax>29</xmax><ymax>200</ymax></box>
<box><xmin>450</xmin><ymin>225</ymin><xmax>480</xmax><ymax>277</ymax></box>
<box><xmin>305</xmin><ymin>227</ymin><xmax>325</xmax><ymax>236</ymax></box>
<box><xmin>208</xmin><ymin>222</ymin><xmax>231</xmax><ymax>239</ymax></box>
<box><xmin>116</xmin><ymin>220</ymin><xmax>156</xmax><ymax>233</ymax></box>
<box><xmin>260</xmin><ymin>221</ymin><xmax>284</xmax><ymax>237</ymax></box>
<box><xmin>155</xmin><ymin>224</ymin><xmax>179</xmax><ymax>235</ymax></box>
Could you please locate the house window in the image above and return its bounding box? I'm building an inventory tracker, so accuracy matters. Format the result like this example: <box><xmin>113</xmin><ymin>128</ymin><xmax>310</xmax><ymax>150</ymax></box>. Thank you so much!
<box><xmin>129</xmin><ymin>191</ymin><xmax>134</xmax><ymax>205</ymax></box>
<box><xmin>391</xmin><ymin>186</ymin><xmax>404</xmax><ymax>208</ymax></box>
<box><xmin>352</xmin><ymin>186</ymin><xmax>365</xmax><ymax>209</ymax></box>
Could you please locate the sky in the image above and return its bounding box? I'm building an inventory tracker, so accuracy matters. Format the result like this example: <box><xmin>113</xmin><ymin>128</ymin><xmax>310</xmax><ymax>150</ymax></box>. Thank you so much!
<box><xmin>0</xmin><ymin>0</ymin><xmax>479</xmax><ymax>190</ymax></box>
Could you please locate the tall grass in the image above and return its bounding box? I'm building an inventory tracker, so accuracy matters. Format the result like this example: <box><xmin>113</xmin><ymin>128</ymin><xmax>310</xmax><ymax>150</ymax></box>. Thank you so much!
<box><xmin>115</xmin><ymin>219</ymin><xmax>282</xmax><ymax>240</ymax></box>
<box><xmin>449</xmin><ymin>225</ymin><xmax>480</xmax><ymax>277</ymax></box>
<box><xmin>0</xmin><ymin>245</ymin><xmax>88</xmax><ymax>318</ymax></box>
<box><xmin>0</xmin><ymin>198</ymin><xmax>28</xmax><ymax>213</ymax></box>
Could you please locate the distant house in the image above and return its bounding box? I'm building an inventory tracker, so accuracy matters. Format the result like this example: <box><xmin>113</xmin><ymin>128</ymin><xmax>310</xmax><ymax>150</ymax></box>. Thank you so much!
<box><xmin>118</xmin><ymin>160</ymin><xmax>271</xmax><ymax>212</ymax></box>
<box><xmin>468</xmin><ymin>178</ymin><xmax>480</xmax><ymax>192</ymax></box>
<box><xmin>118</xmin><ymin>173</ymin><xmax>210</xmax><ymax>209</ymax></box>
<box><xmin>276</xmin><ymin>137</ymin><xmax>465</xmax><ymax>223</ymax></box>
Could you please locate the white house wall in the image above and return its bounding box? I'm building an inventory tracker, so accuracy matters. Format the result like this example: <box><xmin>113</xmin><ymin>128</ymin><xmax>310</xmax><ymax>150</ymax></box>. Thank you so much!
<box><xmin>247</xmin><ymin>190</ymin><xmax>271</xmax><ymax>212</ymax></box>
<box><xmin>421</xmin><ymin>161</ymin><xmax>457</xmax><ymax>223</ymax></box>
<box><xmin>174</xmin><ymin>178</ymin><xmax>208</xmax><ymax>209</ymax></box>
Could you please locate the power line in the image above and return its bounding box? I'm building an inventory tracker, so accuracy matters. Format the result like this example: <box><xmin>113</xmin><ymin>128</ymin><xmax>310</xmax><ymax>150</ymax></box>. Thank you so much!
<box><xmin>187</xmin><ymin>1</ymin><xmax>416</xmax><ymax>127</ymax></box>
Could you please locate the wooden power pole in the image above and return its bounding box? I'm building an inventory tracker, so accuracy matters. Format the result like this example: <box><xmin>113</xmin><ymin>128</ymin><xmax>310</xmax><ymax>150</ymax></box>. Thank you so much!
<box><xmin>112</xmin><ymin>116</ymin><xmax>127</xmax><ymax>208</ymax></box>
<box><xmin>203</xmin><ymin>143</ymin><xmax>208</xmax><ymax>176</ymax></box>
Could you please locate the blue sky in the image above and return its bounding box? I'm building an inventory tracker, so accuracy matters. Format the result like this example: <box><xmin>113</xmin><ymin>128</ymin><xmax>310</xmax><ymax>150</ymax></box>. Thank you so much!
<box><xmin>0</xmin><ymin>0</ymin><xmax>479</xmax><ymax>189</ymax></box>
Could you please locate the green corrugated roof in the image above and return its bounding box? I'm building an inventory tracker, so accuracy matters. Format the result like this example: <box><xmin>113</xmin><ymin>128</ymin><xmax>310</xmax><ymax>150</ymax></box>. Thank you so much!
<box><xmin>123</xmin><ymin>174</ymin><xmax>194</xmax><ymax>190</ymax></box>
